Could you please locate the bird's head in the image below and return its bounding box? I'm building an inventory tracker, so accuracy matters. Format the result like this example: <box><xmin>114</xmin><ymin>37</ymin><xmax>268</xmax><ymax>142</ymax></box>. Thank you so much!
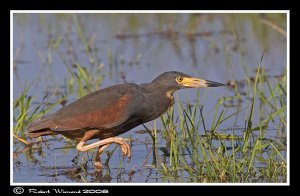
<box><xmin>151</xmin><ymin>71</ymin><xmax>225</xmax><ymax>91</ymax></box>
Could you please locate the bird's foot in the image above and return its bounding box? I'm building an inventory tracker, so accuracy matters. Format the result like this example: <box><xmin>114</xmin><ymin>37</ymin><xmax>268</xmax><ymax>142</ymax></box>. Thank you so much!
<box><xmin>113</xmin><ymin>137</ymin><xmax>131</xmax><ymax>162</ymax></box>
<box><xmin>77</xmin><ymin>136</ymin><xmax>131</xmax><ymax>159</ymax></box>
<box><xmin>93</xmin><ymin>138</ymin><xmax>131</xmax><ymax>170</ymax></box>
<box><xmin>77</xmin><ymin>136</ymin><xmax>132</xmax><ymax>170</ymax></box>
<box><xmin>97</xmin><ymin>138</ymin><xmax>131</xmax><ymax>161</ymax></box>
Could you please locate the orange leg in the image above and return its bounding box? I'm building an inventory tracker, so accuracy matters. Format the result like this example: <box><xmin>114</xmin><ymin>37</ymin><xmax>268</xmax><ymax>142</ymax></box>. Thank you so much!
<box><xmin>77</xmin><ymin>137</ymin><xmax>131</xmax><ymax>158</ymax></box>
<box><xmin>76</xmin><ymin>130</ymin><xmax>131</xmax><ymax>169</ymax></box>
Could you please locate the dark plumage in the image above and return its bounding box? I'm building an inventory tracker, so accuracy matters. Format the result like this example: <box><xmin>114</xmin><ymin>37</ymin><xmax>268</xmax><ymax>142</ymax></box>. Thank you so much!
<box><xmin>27</xmin><ymin>71</ymin><xmax>225</xmax><ymax>169</ymax></box>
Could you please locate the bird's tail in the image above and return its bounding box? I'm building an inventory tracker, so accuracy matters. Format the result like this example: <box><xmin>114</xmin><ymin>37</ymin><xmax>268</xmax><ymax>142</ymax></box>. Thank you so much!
<box><xmin>26</xmin><ymin>115</ymin><xmax>57</xmax><ymax>138</ymax></box>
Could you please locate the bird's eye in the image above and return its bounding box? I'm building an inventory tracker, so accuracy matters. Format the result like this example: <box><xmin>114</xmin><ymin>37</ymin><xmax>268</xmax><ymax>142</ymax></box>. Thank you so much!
<box><xmin>176</xmin><ymin>76</ymin><xmax>183</xmax><ymax>83</ymax></box>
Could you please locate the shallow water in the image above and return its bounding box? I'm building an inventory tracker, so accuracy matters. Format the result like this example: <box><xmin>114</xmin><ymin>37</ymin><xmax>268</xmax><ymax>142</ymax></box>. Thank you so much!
<box><xmin>12</xmin><ymin>12</ymin><xmax>287</xmax><ymax>183</ymax></box>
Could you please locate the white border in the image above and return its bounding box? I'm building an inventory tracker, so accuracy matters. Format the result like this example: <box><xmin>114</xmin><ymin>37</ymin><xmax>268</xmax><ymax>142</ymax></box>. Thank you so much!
<box><xmin>11</xmin><ymin>10</ymin><xmax>288</xmax><ymax>13</ymax></box>
<box><xmin>11</xmin><ymin>10</ymin><xmax>290</xmax><ymax>186</ymax></box>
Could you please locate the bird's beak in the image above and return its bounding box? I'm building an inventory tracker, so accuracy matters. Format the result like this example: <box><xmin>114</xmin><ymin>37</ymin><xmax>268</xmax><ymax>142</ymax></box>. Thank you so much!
<box><xmin>181</xmin><ymin>77</ymin><xmax>226</xmax><ymax>88</ymax></box>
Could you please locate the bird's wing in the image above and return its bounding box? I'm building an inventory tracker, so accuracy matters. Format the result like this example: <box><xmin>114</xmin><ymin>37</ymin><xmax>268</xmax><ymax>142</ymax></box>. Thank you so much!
<box><xmin>29</xmin><ymin>83</ymin><xmax>144</xmax><ymax>132</ymax></box>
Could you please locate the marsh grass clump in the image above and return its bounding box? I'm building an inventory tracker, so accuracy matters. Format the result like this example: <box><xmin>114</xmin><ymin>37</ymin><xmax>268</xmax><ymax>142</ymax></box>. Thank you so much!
<box><xmin>13</xmin><ymin>83</ymin><xmax>68</xmax><ymax>138</ymax></box>
<box><xmin>155</xmin><ymin>62</ymin><xmax>287</xmax><ymax>183</ymax></box>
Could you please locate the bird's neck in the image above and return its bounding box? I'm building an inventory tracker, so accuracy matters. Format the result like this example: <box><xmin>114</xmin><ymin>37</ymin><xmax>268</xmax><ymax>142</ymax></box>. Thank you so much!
<box><xmin>142</xmin><ymin>82</ymin><xmax>175</xmax><ymax>100</ymax></box>
<box><xmin>142</xmin><ymin>83</ymin><xmax>175</xmax><ymax>112</ymax></box>
<box><xmin>139</xmin><ymin>83</ymin><xmax>175</xmax><ymax>122</ymax></box>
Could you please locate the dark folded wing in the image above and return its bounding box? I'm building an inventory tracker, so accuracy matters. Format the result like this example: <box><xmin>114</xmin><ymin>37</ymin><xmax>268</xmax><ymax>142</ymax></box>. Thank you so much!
<box><xmin>27</xmin><ymin>83</ymin><xmax>144</xmax><ymax>133</ymax></box>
